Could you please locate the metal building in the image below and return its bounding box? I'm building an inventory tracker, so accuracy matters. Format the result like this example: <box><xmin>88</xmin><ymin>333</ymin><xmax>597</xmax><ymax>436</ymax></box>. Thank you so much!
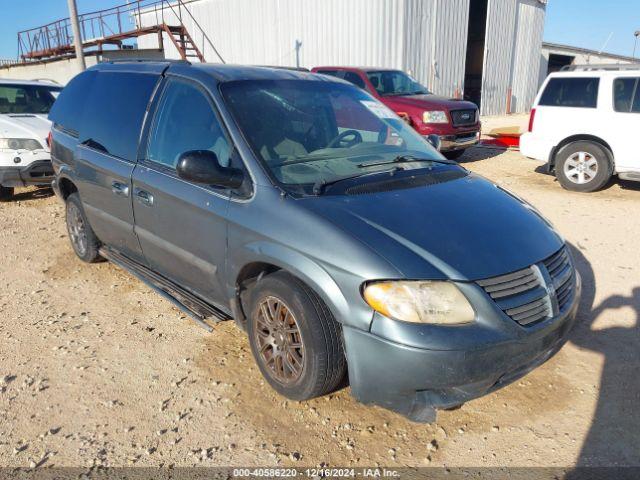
<box><xmin>137</xmin><ymin>0</ymin><xmax>547</xmax><ymax>115</ymax></box>
<box><xmin>541</xmin><ymin>41</ymin><xmax>637</xmax><ymax>77</ymax></box>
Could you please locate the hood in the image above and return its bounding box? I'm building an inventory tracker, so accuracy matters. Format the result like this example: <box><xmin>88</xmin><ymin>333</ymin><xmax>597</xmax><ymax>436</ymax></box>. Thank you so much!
<box><xmin>299</xmin><ymin>171</ymin><xmax>563</xmax><ymax>281</ymax></box>
<box><xmin>0</xmin><ymin>114</ymin><xmax>51</xmax><ymax>149</ymax></box>
<box><xmin>384</xmin><ymin>94</ymin><xmax>477</xmax><ymax>112</ymax></box>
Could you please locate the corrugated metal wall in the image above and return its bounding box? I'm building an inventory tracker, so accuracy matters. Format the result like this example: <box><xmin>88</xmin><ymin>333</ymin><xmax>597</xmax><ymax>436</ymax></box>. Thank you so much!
<box><xmin>401</xmin><ymin>0</ymin><xmax>469</xmax><ymax>98</ymax></box>
<box><xmin>481</xmin><ymin>0</ymin><xmax>546</xmax><ymax>115</ymax></box>
<box><xmin>138</xmin><ymin>0</ymin><xmax>545</xmax><ymax>115</ymax></box>
<box><xmin>510</xmin><ymin>0</ymin><xmax>546</xmax><ymax>114</ymax></box>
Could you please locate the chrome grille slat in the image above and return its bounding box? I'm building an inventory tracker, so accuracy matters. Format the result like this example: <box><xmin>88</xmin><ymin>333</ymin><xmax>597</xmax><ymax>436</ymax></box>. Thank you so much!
<box><xmin>505</xmin><ymin>297</ymin><xmax>547</xmax><ymax>316</ymax></box>
<box><xmin>477</xmin><ymin>246</ymin><xmax>575</xmax><ymax>328</ymax></box>
<box><xmin>511</xmin><ymin>303</ymin><xmax>550</xmax><ymax>323</ymax></box>
<box><xmin>485</xmin><ymin>278</ymin><xmax>540</xmax><ymax>299</ymax></box>
<box><xmin>476</xmin><ymin>267</ymin><xmax>534</xmax><ymax>286</ymax></box>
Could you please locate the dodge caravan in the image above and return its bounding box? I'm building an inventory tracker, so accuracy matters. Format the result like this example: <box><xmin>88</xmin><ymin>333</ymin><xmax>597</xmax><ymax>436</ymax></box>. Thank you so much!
<box><xmin>50</xmin><ymin>62</ymin><xmax>580</xmax><ymax>422</ymax></box>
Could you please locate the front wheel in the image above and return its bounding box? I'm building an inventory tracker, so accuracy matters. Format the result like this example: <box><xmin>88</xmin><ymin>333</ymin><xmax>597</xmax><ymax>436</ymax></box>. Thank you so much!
<box><xmin>247</xmin><ymin>271</ymin><xmax>346</xmax><ymax>401</ymax></box>
<box><xmin>0</xmin><ymin>185</ymin><xmax>14</xmax><ymax>201</ymax></box>
<box><xmin>65</xmin><ymin>193</ymin><xmax>102</xmax><ymax>263</ymax></box>
<box><xmin>443</xmin><ymin>149</ymin><xmax>466</xmax><ymax>160</ymax></box>
<box><xmin>555</xmin><ymin>141</ymin><xmax>612</xmax><ymax>192</ymax></box>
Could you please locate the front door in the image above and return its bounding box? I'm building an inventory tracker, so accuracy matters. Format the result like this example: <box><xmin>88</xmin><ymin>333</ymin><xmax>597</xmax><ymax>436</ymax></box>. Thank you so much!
<box><xmin>132</xmin><ymin>76</ymin><xmax>234</xmax><ymax>307</ymax></box>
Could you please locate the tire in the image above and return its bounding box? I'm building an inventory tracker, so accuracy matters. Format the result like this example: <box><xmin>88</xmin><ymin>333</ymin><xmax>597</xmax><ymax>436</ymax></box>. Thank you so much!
<box><xmin>555</xmin><ymin>141</ymin><xmax>613</xmax><ymax>192</ymax></box>
<box><xmin>246</xmin><ymin>271</ymin><xmax>346</xmax><ymax>401</ymax></box>
<box><xmin>0</xmin><ymin>185</ymin><xmax>14</xmax><ymax>201</ymax></box>
<box><xmin>65</xmin><ymin>193</ymin><xmax>102</xmax><ymax>263</ymax></box>
<box><xmin>443</xmin><ymin>149</ymin><xmax>466</xmax><ymax>160</ymax></box>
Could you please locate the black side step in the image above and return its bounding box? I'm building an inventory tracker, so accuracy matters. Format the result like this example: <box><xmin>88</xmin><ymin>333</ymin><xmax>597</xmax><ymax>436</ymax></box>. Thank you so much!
<box><xmin>99</xmin><ymin>247</ymin><xmax>232</xmax><ymax>332</ymax></box>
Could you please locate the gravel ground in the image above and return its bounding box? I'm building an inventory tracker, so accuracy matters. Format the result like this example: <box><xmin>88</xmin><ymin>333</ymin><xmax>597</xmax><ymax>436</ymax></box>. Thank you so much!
<box><xmin>0</xmin><ymin>147</ymin><xmax>639</xmax><ymax>470</ymax></box>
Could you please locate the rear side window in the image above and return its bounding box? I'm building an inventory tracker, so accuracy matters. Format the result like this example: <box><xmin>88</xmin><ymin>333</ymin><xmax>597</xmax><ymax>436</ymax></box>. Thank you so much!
<box><xmin>80</xmin><ymin>72</ymin><xmax>159</xmax><ymax>162</ymax></box>
<box><xmin>539</xmin><ymin>77</ymin><xmax>600</xmax><ymax>108</ymax></box>
<box><xmin>342</xmin><ymin>71</ymin><xmax>366</xmax><ymax>89</ymax></box>
<box><xmin>315</xmin><ymin>70</ymin><xmax>340</xmax><ymax>78</ymax></box>
<box><xmin>48</xmin><ymin>70</ymin><xmax>97</xmax><ymax>135</ymax></box>
<box><xmin>613</xmin><ymin>77</ymin><xmax>640</xmax><ymax>113</ymax></box>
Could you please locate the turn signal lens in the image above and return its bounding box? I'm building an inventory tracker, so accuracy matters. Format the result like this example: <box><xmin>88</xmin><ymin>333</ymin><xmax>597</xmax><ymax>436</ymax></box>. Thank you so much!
<box><xmin>363</xmin><ymin>281</ymin><xmax>475</xmax><ymax>325</ymax></box>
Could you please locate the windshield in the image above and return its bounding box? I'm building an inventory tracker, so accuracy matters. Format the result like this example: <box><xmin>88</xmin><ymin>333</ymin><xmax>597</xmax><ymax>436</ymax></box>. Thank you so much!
<box><xmin>366</xmin><ymin>70</ymin><xmax>430</xmax><ymax>97</ymax></box>
<box><xmin>0</xmin><ymin>84</ymin><xmax>62</xmax><ymax>114</ymax></box>
<box><xmin>221</xmin><ymin>80</ymin><xmax>443</xmax><ymax>194</ymax></box>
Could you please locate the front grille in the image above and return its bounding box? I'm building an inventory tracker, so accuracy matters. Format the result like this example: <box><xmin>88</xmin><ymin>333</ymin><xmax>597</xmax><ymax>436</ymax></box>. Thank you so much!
<box><xmin>450</xmin><ymin>109</ymin><xmax>478</xmax><ymax>127</ymax></box>
<box><xmin>477</xmin><ymin>247</ymin><xmax>575</xmax><ymax>327</ymax></box>
<box><xmin>27</xmin><ymin>165</ymin><xmax>54</xmax><ymax>178</ymax></box>
<box><xmin>543</xmin><ymin>247</ymin><xmax>574</xmax><ymax>312</ymax></box>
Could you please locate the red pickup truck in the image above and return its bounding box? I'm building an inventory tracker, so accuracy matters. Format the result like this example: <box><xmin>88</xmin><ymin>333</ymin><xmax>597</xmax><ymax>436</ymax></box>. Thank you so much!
<box><xmin>311</xmin><ymin>67</ymin><xmax>480</xmax><ymax>159</ymax></box>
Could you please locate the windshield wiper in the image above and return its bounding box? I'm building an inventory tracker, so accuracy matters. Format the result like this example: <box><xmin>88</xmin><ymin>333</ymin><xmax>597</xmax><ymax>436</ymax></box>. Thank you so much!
<box><xmin>312</xmin><ymin>168</ymin><xmax>401</xmax><ymax>195</ymax></box>
<box><xmin>357</xmin><ymin>154</ymin><xmax>453</xmax><ymax>169</ymax></box>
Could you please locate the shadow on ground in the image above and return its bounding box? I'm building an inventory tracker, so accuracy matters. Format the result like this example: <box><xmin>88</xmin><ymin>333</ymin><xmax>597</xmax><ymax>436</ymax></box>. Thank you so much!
<box><xmin>456</xmin><ymin>145</ymin><xmax>508</xmax><ymax>163</ymax></box>
<box><xmin>9</xmin><ymin>187</ymin><xmax>54</xmax><ymax>202</ymax></box>
<box><xmin>568</xmin><ymin>245</ymin><xmax>640</xmax><ymax>471</ymax></box>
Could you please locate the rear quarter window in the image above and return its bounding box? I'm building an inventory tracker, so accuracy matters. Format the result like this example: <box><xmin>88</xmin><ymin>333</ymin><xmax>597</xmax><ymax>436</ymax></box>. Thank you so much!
<box><xmin>613</xmin><ymin>77</ymin><xmax>640</xmax><ymax>113</ymax></box>
<box><xmin>48</xmin><ymin>70</ymin><xmax>98</xmax><ymax>135</ymax></box>
<box><xmin>539</xmin><ymin>77</ymin><xmax>600</xmax><ymax>108</ymax></box>
<box><xmin>79</xmin><ymin>71</ymin><xmax>159</xmax><ymax>162</ymax></box>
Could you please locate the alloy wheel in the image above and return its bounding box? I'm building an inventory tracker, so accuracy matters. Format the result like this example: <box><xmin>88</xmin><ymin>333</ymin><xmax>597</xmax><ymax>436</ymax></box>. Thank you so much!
<box><xmin>564</xmin><ymin>151</ymin><xmax>598</xmax><ymax>185</ymax></box>
<box><xmin>254</xmin><ymin>296</ymin><xmax>305</xmax><ymax>384</ymax></box>
<box><xmin>67</xmin><ymin>203</ymin><xmax>88</xmax><ymax>257</ymax></box>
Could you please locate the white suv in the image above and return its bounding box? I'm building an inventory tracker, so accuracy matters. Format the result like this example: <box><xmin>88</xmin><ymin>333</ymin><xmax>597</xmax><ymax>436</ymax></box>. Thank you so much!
<box><xmin>521</xmin><ymin>66</ymin><xmax>640</xmax><ymax>192</ymax></box>
<box><xmin>0</xmin><ymin>79</ymin><xmax>62</xmax><ymax>200</ymax></box>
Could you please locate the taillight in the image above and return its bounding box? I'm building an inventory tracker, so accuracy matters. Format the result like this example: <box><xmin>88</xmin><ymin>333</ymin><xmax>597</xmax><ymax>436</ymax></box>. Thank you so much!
<box><xmin>47</xmin><ymin>131</ymin><xmax>52</xmax><ymax>148</ymax></box>
<box><xmin>528</xmin><ymin>108</ymin><xmax>536</xmax><ymax>132</ymax></box>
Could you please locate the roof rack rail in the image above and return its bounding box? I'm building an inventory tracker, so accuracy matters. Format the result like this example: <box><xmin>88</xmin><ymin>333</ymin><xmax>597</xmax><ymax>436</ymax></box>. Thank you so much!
<box><xmin>104</xmin><ymin>58</ymin><xmax>191</xmax><ymax>65</ymax></box>
<box><xmin>561</xmin><ymin>63</ymin><xmax>640</xmax><ymax>72</ymax></box>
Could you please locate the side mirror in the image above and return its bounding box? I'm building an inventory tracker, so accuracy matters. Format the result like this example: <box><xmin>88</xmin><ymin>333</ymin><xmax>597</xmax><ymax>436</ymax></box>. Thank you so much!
<box><xmin>176</xmin><ymin>150</ymin><xmax>244</xmax><ymax>189</ymax></box>
<box><xmin>426</xmin><ymin>134</ymin><xmax>441</xmax><ymax>152</ymax></box>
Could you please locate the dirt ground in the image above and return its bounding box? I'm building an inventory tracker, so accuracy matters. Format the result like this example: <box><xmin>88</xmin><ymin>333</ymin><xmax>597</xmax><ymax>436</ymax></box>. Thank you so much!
<box><xmin>1</xmin><ymin>142</ymin><xmax>639</xmax><ymax>470</ymax></box>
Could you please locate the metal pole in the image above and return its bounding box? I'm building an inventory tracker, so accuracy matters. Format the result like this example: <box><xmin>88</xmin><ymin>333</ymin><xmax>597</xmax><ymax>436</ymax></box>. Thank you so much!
<box><xmin>633</xmin><ymin>31</ymin><xmax>640</xmax><ymax>59</ymax></box>
<box><xmin>67</xmin><ymin>0</ymin><xmax>86</xmax><ymax>71</ymax></box>
<box><xmin>295</xmin><ymin>40</ymin><xmax>302</xmax><ymax>69</ymax></box>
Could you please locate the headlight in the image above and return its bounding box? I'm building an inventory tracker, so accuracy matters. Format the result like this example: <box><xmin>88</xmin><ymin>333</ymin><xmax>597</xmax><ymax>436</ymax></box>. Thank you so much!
<box><xmin>422</xmin><ymin>110</ymin><xmax>449</xmax><ymax>124</ymax></box>
<box><xmin>0</xmin><ymin>138</ymin><xmax>43</xmax><ymax>151</ymax></box>
<box><xmin>363</xmin><ymin>280</ymin><xmax>475</xmax><ymax>325</ymax></box>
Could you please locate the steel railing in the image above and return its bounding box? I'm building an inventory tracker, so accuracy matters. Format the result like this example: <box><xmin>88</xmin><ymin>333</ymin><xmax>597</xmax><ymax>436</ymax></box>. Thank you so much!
<box><xmin>17</xmin><ymin>0</ymin><xmax>224</xmax><ymax>63</ymax></box>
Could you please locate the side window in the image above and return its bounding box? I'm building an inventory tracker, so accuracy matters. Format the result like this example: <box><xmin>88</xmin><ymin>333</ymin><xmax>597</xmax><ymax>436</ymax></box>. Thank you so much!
<box><xmin>79</xmin><ymin>71</ymin><xmax>159</xmax><ymax>161</ymax></box>
<box><xmin>342</xmin><ymin>71</ymin><xmax>366</xmax><ymax>89</ymax></box>
<box><xmin>613</xmin><ymin>78</ymin><xmax>640</xmax><ymax>113</ymax></box>
<box><xmin>147</xmin><ymin>78</ymin><xmax>231</xmax><ymax>170</ymax></box>
<box><xmin>315</xmin><ymin>70</ymin><xmax>341</xmax><ymax>79</ymax></box>
<box><xmin>48</xmin><ymin>70</ymin><xmax>97</xmax><ymax>135</ymax></box>
<box><xmin>539</xmin><ymin>77</ymin><xmax>599</xmax><ymax>108</ymax></box>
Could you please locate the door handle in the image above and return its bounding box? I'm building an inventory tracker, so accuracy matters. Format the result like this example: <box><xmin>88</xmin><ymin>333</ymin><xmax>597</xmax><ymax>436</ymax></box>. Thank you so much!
<box><xmin>111</xmin><ymin>181</ymin><xmax>129</xmax><ymax>197</ymax></box>
<box><xmin>135</xmin><ymin>189</ymin><xmax>154</xmax><ymax>206</ymax></box>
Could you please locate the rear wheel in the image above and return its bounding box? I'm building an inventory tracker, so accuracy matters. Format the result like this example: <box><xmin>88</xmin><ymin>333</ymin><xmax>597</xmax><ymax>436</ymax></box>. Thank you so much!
<box><xmin>247</xmin><ymin>271</ymin><xmax>346</xmax><ymax>401</ymax></box>
<box><xmin>443</xmin><ymin>149</ymin><xmax>466</xmax><ymax>160</ymax></box>
<box><xmin>65</xmin><ymin>193</ymin><xmax>102</xmax><ymax>263</ymax></box>
<box><xmin>0</xmin><ymin>185</ymin><xmax>14</xmax><ymax>201</ymax></box>
<box><xmin>555</xmin><ymin>141</ymin><xmax>612</xmax><ymax>192</ymax></box>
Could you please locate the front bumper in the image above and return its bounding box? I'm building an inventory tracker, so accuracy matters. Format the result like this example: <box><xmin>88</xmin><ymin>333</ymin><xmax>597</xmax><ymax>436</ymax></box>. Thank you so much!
<box><xmin>343</xmin><ymin>272</ymin><xmax>581</xmax><ymax>422</ymax></box>
<box><xmin>430</xmin><ymin>132</ymin><xmax>480</xmax><ymax>151</ymax></box>
<box><xmin>0</xmin><ymin>159</ymin><xmax>54</xmax><ymax>188</ymax></box>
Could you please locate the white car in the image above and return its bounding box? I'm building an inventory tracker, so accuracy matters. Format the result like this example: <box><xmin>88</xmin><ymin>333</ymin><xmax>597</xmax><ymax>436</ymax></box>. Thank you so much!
<box><xmin>0</xmin><ymin>79</ymin><xmax>62</xmax><ymax>200</ymax></box>
<box><xmin>521</xmin><ymin>66</ymin><xmax>640</xmax><ymax>192</ymax></box>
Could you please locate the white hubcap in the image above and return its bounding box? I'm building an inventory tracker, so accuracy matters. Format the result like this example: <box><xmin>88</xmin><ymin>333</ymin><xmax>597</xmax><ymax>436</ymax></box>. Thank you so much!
<box><xmin>564</xmin><ymin>151</ymin><xmax>598</xmax><ymax>185</ymax></box>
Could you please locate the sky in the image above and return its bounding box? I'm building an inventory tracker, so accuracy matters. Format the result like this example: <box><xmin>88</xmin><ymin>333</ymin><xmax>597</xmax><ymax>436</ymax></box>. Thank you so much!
<box><xmin>0</xmin><ymin>0</ymin><xmax>639</xmax><ymax>60</ymax></box>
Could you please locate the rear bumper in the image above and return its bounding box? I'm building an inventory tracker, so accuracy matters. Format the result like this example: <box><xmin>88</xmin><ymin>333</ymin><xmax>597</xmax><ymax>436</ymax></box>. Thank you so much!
<box><xmin>432</xmin><ymin>132</ymin><xmax>480</xmax><ymax>151</ymax></box>
<box><xmin>0</xmin><ymin>160</ymin><xmax>54</xmax><ymax>187</ymax></box>
<box><xmin>343</xmin><ymin>273</ymin><xmax>581</xmax><ymax>422</ymax></box>
<box><xmin>520</xmin><ymin>132</ymin><xmax>554</xmax><ymax>163</ymax></box>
